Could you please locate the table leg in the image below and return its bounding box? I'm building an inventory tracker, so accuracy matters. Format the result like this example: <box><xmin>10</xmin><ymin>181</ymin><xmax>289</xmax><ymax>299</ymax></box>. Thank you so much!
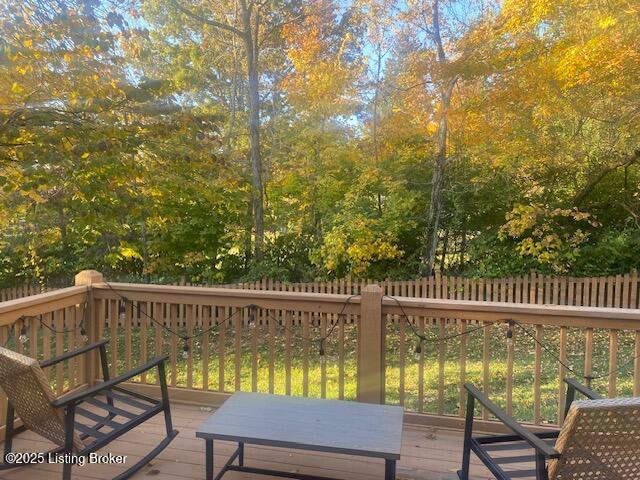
<box><xmin>205</xmin><ymin>439</ymin><xmax>214</xmax><ymax>480</ymax></box>
<box><xmin>385</xmin><ymin>459</ymin><xmax>396</xmax><ymax>480</ymax></box>
<box><xmin>238</xmin><ymin>442</ymin><xmax>244</xmax><ymax>466</ymax></box>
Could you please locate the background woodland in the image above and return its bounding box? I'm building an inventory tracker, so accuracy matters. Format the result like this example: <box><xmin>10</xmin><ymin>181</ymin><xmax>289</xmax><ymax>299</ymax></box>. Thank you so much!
<box><xmin>1</xmin><ymin>0</ymin><xmax>638</xmax><ymax>286</ymax></box>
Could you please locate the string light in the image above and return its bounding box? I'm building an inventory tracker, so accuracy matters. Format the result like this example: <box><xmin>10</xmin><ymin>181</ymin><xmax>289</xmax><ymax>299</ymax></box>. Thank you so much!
<box><xmin>247</xmin><ymin>305</ymin><xmax>256</xmax><ymax>329</ymax></box>
<box><xmin>118</xmin><ymin>301</ymin><xmax>127</xmax><ymax>321</ymax></box>
<box><xmin>18</xmin><ymin>324</ymin><xmax>28</xmax><ymax>344</ymax></box>
<box><xmin>506</xmin><ymin>320</ymin><xmax>514</xmax><ymax>347</ymax></box>
<box><xmin>414</xmin><ymin>339</ymin><xmax>423</xmax><ymax>355</ymax></box>
<box><xmin>182</xmin><ymin>338</ymin><xmax>190</xmax><ymax>359</ymax></box>
<box><xmin>318</xmin><ymin>339</ymin><xmax>326</xmax><ymax>364</ymax></box>
<box><xmin>80</xmin><ymin>327</ymin><xmax>89</xmax><ymax>343</ymax></box>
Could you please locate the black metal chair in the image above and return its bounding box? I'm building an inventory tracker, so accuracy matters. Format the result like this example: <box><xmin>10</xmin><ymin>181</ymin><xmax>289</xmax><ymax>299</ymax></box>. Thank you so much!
<box><xmin>0</xmin><ymin>339</ymin><xmax>178</xmax><ymax>480</ymax></box>
<box><xmin>458</xmin><ymin>378</ymin><xmax>605</xmax><ymax>480</ymax></box>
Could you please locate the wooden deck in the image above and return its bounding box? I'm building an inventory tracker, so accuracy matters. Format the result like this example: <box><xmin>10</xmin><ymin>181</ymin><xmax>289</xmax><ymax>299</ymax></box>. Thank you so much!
<box><xmin>0</xmin><ymin>402</ymin><xmax>508</xmax><ymax>480</ymax></box>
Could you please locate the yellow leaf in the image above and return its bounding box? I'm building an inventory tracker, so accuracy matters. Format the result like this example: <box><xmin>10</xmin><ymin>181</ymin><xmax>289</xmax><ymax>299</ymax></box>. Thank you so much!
<box><xmin>11</xmin><ymin>82</ymin><xmax>24</xmax><ymax>94</ymax></box>
<box><xmin>81</xmin><ymin>152</ymin><xmax>90</xmax><ymax>159</ymax></box>
<box><xmin>63</xmin><ymin>53</ymin><xmax>72</xmax><ymax>62</ymax></box>
<box><xmin>23</xmin><ymin>39</ymin><xmax>33</xmax><ymax>48</ymax></box>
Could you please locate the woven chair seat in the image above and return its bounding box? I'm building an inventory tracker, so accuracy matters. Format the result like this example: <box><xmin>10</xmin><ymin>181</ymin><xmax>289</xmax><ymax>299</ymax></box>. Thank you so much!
<box><xmin>549</xmin><ymin>397</ymin><xmax>640</xmax><ymax>479</ymax></box>
<box><xmin>0</xmin><ymin>346</ymin><xmax>84</xmax><ymax>451</ymax></box>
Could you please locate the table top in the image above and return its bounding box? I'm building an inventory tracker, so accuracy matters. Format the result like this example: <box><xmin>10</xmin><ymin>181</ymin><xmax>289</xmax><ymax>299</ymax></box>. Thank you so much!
<box><xmin>195</xmin><ymin>392</ymin><xmax>404</xmax><ymax>460</ymax></box>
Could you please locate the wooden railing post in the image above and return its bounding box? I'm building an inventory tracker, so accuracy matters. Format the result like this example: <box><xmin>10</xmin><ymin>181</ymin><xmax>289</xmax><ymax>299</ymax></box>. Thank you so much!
<box><xmin>75</xmin><ymin>270</ymin><xmax>103</xmax><ymax>386</ymax></box>
<box><xmin>357</xmin><ymin>284</ymin><xmax>385</xmax><ymax>404</ymax></box>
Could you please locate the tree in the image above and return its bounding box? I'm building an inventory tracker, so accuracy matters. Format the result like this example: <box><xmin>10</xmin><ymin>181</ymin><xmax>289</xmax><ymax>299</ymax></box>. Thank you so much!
<box><xmin>168</xmin><ymin>0</ymin><xmax>276</xmax><ymax>260</ymax></box>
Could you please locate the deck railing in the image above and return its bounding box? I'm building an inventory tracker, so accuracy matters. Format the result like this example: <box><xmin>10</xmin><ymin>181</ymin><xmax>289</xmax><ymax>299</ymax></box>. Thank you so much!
<box><xmin>1</xmin><ymin>270</ymin><xmax>639</xmax><ymax>439</ymax></box>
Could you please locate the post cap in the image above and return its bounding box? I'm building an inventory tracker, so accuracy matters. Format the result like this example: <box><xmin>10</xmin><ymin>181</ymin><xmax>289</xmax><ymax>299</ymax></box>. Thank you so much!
<box><xmin>75</xmin><ymin>270</ymin><xmax>104</xmax><ymax>286</ymax></box>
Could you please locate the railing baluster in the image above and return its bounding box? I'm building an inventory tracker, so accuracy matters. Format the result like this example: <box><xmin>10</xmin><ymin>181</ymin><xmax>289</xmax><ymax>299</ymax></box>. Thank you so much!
<box><xmin>251</xmin><ymin>307</ymin><xmax>259</xmax><ymax>392</ymax></box>
<box><xmin>124</xmin><ymin>301</ymin><xmax>132</xmax><ymax>374</ymax></box>
<box><xmin>234</xmin><ymin>307</ymin><xmax>242</xmax><ymax>392</ymax></box>
<box><xmin>481</xmin><ymin>322</ymin><xmax>491</xmax><ymax>420</ymax></box>
<box><xmin>506</xmin><ymin>321</ymin><xmax>515</xmax><ymax>416</ymax></box>
<box><xmin>458</xmin><ymin>319</ymin><xmax>467</xmax><ymax>417</ymax></box>
<box><xmin>285</xmin><ymin>310</ymin><xmax>292</xmax><ymax>396</ymax></box>
<box><xmin>399</xmin><ymin>313</ymin><xmax>405</xmax><ymax>406</ymax></box>
<box><xmin>186</xmin><ymin>304</ymin><xmax>194</xmax><ymax>389</ymax></box>
<box><xmin>584</xmin><ymin>327</ymin><xmax>594</xmax><ymax>384</ymax></box>
<box><xmin>437</xmin><ymin>318</ymin><xmax>445</xmax><ymax>416</ymax></box>
<box><xmin>170</xmin><ymin>304</ymin><xmax>178</xmax><ymax>387</ymax></box>
<box><xmin>202</xmin><ymin>305</ymin><xmax>210</xmax><ymax>391</ymax></box>
<box><xmin>109</xmin><ymin>299</ymin><xmax>118</xmax><ymax>377</ymax></box>
<box><xmin>534</xmin><ymin>325</ymin><xmax>543</xmax><ymax>425</ymax></box>
<box><xmin>268</xmin><ymin>308</ymin><xmax>276</xmax><ymax>394</ymax></box>
<box><xmin>140</xmin><ymin>301</ymin><xmax>148</xmax><ymax>382</ymax></box>
<box><xmin>608</xmin><ymin>329</ymin><xmax>618</xmax><ymax>397</ymax></box>
<box><xmin>42</xmin><ymin>312</ymin><xmax>51</xmax><ymax>379</ymax></box>
<box><xmin>218</xmin><ymin>306</ymin><xmax>226</xmax><ymax>392</ymax></box>
<box><xmin>29</xmin><ymin>314</ymin><xmax>38</xmax><ymax>360</ymax></box>
<box><xmin>634</xmin><ymin>331</ymin><xmax>640</xmax><ymax>396</ymax></box>
<box><xmin>154</xmin><ymin>302</ymin><xmax>163</xmax><ymax>384</ymax></box>
<box><xmin>338</xmin><ymin>312</ymin><xmax>345</xmax><ymax>400</ymax></box>
<box><xmin>303</xmin><ymin>311</ymin><xmax>310</xmax><ymax>397</ymax></box>
<box><xmin>67</xmin><ymin>306</ymin><xmax>76</xmax><ymax>388</ymax></box>
<box><xmin>558</xmin><ymin>326</ymin><xmax>568</xmax><ymax>424</ymax></box>
<box><xmin>55</xmin><ymin>309</ymin><xmax>64</xmax><ymax>395</ymax></box>
<box><xmin>14</xmin><ymin>318</ymin><xmax>22</xmax><ymax>355</ymax></box>
<box><xmin>321</xmin><ymin>312</ymin><xmax>327</xmax><ymax>399</ymax></box>
<box><xmin>418</xmin><ymin>316</ymin><xmax>425</xmax><ymax>413</ymax></box>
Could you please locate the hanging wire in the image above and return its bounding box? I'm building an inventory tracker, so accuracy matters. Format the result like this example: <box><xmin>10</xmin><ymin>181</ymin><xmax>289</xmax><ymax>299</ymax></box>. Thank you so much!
<box><xmin>511</xmin><ymin>320</ymin><xmax>640</xmax><ymax>383</ymax></box>
<box><xmin>1</xmin><ymin>289</ymin><xmax>91</xmax><ymax>348</ymax></box>
<box><xmin>104</xmin><ymin>281</ymin><xmax>248</xmax><ymax>342</ymax></box>
<box><xmin>383</xmin><ymin>294</ymin><xmax>496</xmax><ymax>353</ymax></box>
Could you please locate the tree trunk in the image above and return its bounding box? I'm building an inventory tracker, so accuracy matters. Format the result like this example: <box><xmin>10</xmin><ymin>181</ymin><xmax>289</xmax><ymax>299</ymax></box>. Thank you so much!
<box><xmin>421</xmin><ymin>78</ymin><xmax>456</xmax><ymax>275</ymax></box>
<box><xmin>241</xmin><ymin>6</ymin><xmax>264</xmax><ymax>261</ymax></box>
<box><xmin>420</xmin><ymin>0</ymin><xmax>456</xmax><ymax>276</ymax></box>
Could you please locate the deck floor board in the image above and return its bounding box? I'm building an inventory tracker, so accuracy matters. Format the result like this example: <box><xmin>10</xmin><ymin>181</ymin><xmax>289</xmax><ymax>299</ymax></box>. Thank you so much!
<box><xmin>0</xmin><ymin>403</ymin><xmax>525</xmax><ymax>480</ymax></box>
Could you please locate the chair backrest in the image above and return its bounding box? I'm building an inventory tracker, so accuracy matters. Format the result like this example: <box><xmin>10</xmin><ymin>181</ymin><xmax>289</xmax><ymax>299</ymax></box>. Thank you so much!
<box><xmin>0</xmin><ymin>346</ymin><xmax>83</xmax><ymax>451</ymax></box>
<box><xmin>549</xmin><ymin>396</ymin><xmax>640</xmax><ymax>479</ymax></box>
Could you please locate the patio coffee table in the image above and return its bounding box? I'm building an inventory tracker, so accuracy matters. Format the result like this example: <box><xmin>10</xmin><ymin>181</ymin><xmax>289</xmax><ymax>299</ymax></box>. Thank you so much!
<box><xmin>196</xmin><ymin>392</ymin><xmax>404</xmax><ymax>480</ymax></box>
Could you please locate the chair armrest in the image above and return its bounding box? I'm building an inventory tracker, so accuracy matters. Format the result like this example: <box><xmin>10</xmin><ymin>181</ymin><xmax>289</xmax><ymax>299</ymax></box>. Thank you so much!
<box><xmin>39</xmin><ymin>339</ymin><xmax>109</xmax><ymax>369</ymax></box>
<box><xmin>465</xmin><ymin>384</ymin><xmax>560</xmax><ymax>459</ymax></box>
<box><xmin>51</xmin><ymin>355</ymin><xmax>169</xmax><ymax>407</ymax></box>
<box><xmin>565</xmin><ymin>378</ymin><xmax>602</xmax><ymax>400</ymax></box>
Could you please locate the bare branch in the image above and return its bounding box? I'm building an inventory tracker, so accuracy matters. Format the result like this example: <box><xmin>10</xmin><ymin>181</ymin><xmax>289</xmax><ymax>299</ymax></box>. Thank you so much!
<box><xmin>171</xmin><ymin>0</ymin><xmax>246</xmax><ymax>38</ymax></box>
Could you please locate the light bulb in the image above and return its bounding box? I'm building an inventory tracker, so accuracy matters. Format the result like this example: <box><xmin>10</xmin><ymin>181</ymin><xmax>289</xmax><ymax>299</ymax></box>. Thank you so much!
<box><xmin>506</xmin><ymin>323</ymin><xmax>514</xmax><ymax>347</ymax></box>
<box><xmin>18</xmin><ymin>325</ymin><xmax>28</xmax><ymax>344</ymax></box>
<box><xmin>182</xmin><ymin>340</ymin><xmax>190</xmax><ymax>359</ymax></box>
<box><xmin>319</xmin><ymin>341</ymin><xmax>326</xmax><ymax>364</ymax></box>
<box><xmin>118</xmin><ymin>302</ymin><xmax>127</xmax><ymax>321</ymax></box>
<box><xmin>247</xmin><ymin>313</ymin><xmax>256</xmax><ymax>329</ymax></box>
<box><xmin>80</xmin><ymin>327</ymin><xmax>89</xmax><ymax>343</ymax></box>
<box><xmin>414</xmin><ymin>340</ymin><xmax>422</xmax><ymax>355</ymax></box>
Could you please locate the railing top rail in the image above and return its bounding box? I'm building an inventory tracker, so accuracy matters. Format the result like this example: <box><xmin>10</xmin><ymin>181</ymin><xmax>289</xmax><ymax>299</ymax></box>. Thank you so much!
<box><xmin>382</xmin><ymin>296</ymin><xmax>640</xmax><ymax>329</ymax></box>
<box><xmin>0</xmin><ymin>285</ymin><xmax>88</xmax><ymax>325</ymax></box>
<box><xmin>92</xmin><ymin>282</ymin><xmax>363</xmax><ymax>315</ymax></box>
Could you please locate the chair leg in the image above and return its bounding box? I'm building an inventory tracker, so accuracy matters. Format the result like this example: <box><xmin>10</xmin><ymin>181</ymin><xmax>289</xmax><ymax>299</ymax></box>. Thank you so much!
<box><xmin>112</xmin><ymin>430</ymin><xmax>178</xmax><ymax>480</ymax></box>
<box><xmin>157</xmin><ymin>361</ymin><xmax>176</xmax><ymax>437</ymax></box>
<box><xmin>458</xmin><ymin>392</ymin><xmax>475</xmax><ymax>480</ymax></box>
<box><xmin>62</xmin><ymin>404</ymin><xmax>76</xmax><ymax>480</ymax></box>
<box><xmin>3</xmin><ymin>403</ymin><xmax>14</xmax><ymax>461</ymax></box>
<box><xmin>535</xmin><ymin>452</ymin><xmax>549</xmax><ymax>480</ymax></box>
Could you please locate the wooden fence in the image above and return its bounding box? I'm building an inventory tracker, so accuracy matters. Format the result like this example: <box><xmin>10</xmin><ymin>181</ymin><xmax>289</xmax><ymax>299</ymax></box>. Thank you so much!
<box><xmin>1</xmin><ymin>270</ymin><xmax>639</xmax><ymax>438</ymax></box>
<box><xmin>4</xmin><ymin>270</ymin><xmax>639</xmax><ymax>308</ymax></box>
